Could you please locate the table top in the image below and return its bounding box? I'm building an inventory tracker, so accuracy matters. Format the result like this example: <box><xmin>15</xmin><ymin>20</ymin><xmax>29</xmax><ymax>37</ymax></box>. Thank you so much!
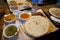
<box><xmin>0</xmin><ymin>1</ymin><xmax>60</xmax><ymax>40</ymax></box>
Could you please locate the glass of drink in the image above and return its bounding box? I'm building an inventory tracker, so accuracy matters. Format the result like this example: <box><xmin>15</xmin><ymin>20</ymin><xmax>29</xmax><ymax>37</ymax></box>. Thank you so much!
<box><xmin>32</xmin><ymin>0</ymin><xmax>38</xmax><ymax>14</ymax></box>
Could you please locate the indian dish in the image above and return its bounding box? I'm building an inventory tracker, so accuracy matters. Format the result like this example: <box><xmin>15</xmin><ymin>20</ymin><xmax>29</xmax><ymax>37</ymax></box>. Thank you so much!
<box><xmin>5</xmin><ymin>25</ymin><xmax>17</xmax><ymax>36</ymax></box>
<box><xmin>10</xmin><ymin>1</ymin><xmax>17</xmax><ymax>6</ymax></box>
<box><xmin>49</xmin><ymin>8</ymin><xmax>60</xmax><ymax>18</ymax></box>
<box><xmin>20</xmin><ymin>13</ymin><xmax>30</xmax><ymax>19</ymax></box>
<box><xmin>4</xmin><ymin>14</ymin><xmax>16</xmax><ymax>22</ymax></box>
<box><xmin>51</xmin><ymin>10</ymin><xmax>60</xmax><ymax>17</ymax></box>
<box><xmin>19</xmin><ymin>11</ymin><xmax>31</xmax><ymax>20</ymax></box>
<box><xmin>22</xmin><ymin>16</ymin><xmax>49</xmax><ymax>37</ymax></box>
<box><xmin>3</xmin><ymin>24</ymin><xmax>18</xmax><ymax>38</ymax></box>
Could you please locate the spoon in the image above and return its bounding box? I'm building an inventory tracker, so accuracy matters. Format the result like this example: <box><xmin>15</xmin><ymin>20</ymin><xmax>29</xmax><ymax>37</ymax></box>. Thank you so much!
<box><xmin>15</xmin><ymin>20</ymin><xmax>26</xmax><ymax>40</ymax></box>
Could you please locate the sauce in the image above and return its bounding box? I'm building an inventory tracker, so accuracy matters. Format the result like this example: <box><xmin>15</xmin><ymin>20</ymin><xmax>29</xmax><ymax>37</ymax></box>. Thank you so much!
<box><xmin>20</xmin><ymin>13</ymin><xmax>30</xmax><ymax>19</ymax></box>
<box><xmin>5</xmin><ymin>25</ymin><xmax>17</xmax><ymax>36</ymax></box>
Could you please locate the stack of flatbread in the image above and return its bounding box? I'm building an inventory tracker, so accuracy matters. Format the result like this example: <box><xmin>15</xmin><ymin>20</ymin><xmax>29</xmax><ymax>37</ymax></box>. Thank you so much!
<box><xmin>21</xmin><ymin>16</ymin><xmax>49</xmax><ymax>37</ymax></box>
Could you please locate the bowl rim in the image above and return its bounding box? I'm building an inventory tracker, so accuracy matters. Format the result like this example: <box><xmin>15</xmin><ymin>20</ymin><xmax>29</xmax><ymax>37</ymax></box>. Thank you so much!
<box><xmin>3</xmin><ymin>24</ymin><xmax>18</xmax><ymax>38</ymax></box>
<box><xmin>4</xmin><ymin>14</ymin><xmax>16</xmax><ymax>23</ymax></box>
<box><xmin>49</xmin><ymin>8</ymin><xmax>60</xmax><ymax>18</ymax></box>
<box><xmin>19</xmin><ymin>11</ymin><xmax>32</xmax><ymax>21</ymax></box>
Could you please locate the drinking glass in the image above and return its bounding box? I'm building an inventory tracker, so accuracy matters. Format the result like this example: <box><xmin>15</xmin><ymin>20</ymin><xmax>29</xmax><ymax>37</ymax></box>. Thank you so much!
<box><xmin>32</xmin><ymin>0</ymin><xmax>38</xmax><ymax>14</ymax></box>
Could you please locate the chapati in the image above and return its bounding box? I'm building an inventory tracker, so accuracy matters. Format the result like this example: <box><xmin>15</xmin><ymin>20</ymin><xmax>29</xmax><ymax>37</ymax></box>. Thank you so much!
<box><xmin>23</xmin><ymin>16</ymin><xmax>49</xmax><ymax>37</ymax></box>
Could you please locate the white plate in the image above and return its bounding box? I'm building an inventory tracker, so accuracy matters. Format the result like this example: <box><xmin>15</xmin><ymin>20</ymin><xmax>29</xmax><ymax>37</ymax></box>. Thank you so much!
<box><xmin>50</xmin><ymin>16</ymin><xmax>60</xmax><ymax>23</ymax></box>
<box><xmin>23</xmin><ymin>16</ymin><xmax>49</xmax><ymax>37</ymax></box>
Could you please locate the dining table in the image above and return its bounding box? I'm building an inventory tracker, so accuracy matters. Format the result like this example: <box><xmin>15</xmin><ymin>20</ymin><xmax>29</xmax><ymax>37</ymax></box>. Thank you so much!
<box><xmin>0</xmin><ymin>0</ymin><xmax>60</xmax><ymax>40</ymax></box>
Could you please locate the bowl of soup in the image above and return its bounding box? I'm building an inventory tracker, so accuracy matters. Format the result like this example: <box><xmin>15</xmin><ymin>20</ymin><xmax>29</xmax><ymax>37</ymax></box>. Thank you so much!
<box><xmin>49</xmin><ymin>8</ymin><xmax>60</xmax><ymax>18</ymax></box>
<box><xmin>19</xmin><ymin>11</ymin><xmax>31</xmax><ymax>21</ymax></box>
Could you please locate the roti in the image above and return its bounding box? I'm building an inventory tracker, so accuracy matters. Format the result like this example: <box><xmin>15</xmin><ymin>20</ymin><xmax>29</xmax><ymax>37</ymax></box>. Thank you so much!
<box><xmin>23</xmin><ymin>16</ymin><xmax>49</xmax><ymax>37</ymax></box>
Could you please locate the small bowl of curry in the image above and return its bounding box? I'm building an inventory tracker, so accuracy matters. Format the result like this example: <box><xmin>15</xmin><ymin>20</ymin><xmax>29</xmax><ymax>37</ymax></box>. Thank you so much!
<box><xmin>49</xmin><ymin>8</ymin><xmax>60</xmax><ymax>18</ymax></box>
<box><xmin>3</xmin><ymin>24</ymin><xmax>18</xmax><ymax>38</ymax></box>
<box><xmin>4</xmin><ymin>14</ymin><xmax>16</xmax><ymax>23</ymax></box>
<box><xmin>19</xmin><ymin>11</ymin><xmax>31</xmax><ymax>21</ymax></box>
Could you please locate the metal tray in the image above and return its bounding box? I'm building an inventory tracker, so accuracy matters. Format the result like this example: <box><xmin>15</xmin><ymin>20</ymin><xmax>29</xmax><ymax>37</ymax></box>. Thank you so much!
<box><xmin>2</xmin><ymin>9</ymin><xmax>59</xmax><ymax>40</ymax></box>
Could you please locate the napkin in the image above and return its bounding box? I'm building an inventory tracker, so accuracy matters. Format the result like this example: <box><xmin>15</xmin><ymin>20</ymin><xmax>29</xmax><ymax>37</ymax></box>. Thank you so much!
<box><xmin>50</xmin><ymin>16</ymin><xmax>60</xmax><ymax>23</ymax></box>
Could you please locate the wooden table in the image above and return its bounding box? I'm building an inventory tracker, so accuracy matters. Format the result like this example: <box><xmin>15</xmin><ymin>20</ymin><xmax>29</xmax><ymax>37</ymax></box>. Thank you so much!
<box><xmin>0</xmin><ymin>1</ymin><xmax>60</xmax><ymax>40</ymax></box>
<box><xmin>37</xmin><ymin>4</ymin><xmax>60</xmax><ymax>16</ymax></box>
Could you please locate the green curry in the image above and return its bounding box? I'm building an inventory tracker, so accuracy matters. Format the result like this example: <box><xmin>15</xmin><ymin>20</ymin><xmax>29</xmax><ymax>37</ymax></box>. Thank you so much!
<box><xmin>5</xmin><ymin>25</ymin><xmax>17</xmax><ymax>36</ymax></box>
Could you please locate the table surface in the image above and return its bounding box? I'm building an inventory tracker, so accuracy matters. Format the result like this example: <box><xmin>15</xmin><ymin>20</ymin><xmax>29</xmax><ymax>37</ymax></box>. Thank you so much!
<box><xmin>0</xmin><ymin>1</ymin><xmax>60</xmax><ymax>40</ymax></box>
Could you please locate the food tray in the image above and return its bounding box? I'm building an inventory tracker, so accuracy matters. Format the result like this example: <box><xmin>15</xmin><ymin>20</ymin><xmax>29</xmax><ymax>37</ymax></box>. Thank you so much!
<box><xmin>7</xmin><ymin>0</ymin><xmax>32</xmax><ymax>12</ymax></box>
<box><xmin>2</xmin><ymin>9</ymin><xmax>59</xmax><ymax>40</ymax></box>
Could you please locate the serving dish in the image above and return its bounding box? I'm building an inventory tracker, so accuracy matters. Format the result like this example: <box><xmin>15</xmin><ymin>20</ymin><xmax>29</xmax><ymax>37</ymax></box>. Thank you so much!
<box><xmin>4</xmin><ymin>14</ymin><xmax>16</xmax><ymax>23</ymax></box>
<box><xmin>19</xmin><ymin>11</ymin><xmax>32</xmax><ymax>21</ymax></box>
<box><xmin>3</xmin><ymin>24</ymin><xmax>18</xmax><ymax>38</ymax></box>
<box><xmin>22</xmin><ymin>16</ymin><xmax>49</xmax><ymax>37</ymax></box>
<box><xmin>7</xmin><ymin>0</ymin><xmax>32</xmax><ymax>12</ymax></box>
<box><xmin>49</xmin><ymin>8</ymin><xmax>60</xmax><ymax>18</ymax></box>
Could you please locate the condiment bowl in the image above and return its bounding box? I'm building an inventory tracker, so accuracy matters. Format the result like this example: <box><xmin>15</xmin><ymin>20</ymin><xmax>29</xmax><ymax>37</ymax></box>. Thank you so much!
<box><xmin>4</xmin><ymin>14</ymin><xmax>16</xmax><ymax>23</ymax></box>
<box><xmin>49</xmin><ymin>8</ymin><xmax>60</xmax><ymax>18</ymax></box>
<box><xmin>3</xmin><ymin>24</ymin><xmax>18</xmax><ymax>38</ymax></box>
<box><xmin>19</xmin><ymin>11</ymin><xmax>32</xmax><ymax>21</ymax></box>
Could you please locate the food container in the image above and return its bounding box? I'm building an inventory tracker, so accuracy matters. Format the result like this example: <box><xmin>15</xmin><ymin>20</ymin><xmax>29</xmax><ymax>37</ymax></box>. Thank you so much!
<box><xmin>7</xmin><ymin>0</ymin><xmax>18</xmax><ymax>11</ymax></box>
<box><xmin>19</xmin><ymin>11</ymin><xmax>32</xmax><ymax>21</ymax></box>
<box><xmin>3</xmin><ymin>24</ymin><xmax>18</xmax><ymax>38</ymax></box>
<box><xmin>4</xmin><ymin>14</ymin><xmax>16</xmax><ymax>23</ymax></box>
<box><xmin>49</xmin><ymin>8</ymin><xmax>60</xmax><ymax>18</ymax></box>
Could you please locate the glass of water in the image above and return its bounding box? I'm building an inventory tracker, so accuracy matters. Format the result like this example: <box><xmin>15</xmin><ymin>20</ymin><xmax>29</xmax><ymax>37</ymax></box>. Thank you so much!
<box><xmin>32</xmin><ymin>0</ymin><xmax>38</xmax><ymax>14</ymax></box>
